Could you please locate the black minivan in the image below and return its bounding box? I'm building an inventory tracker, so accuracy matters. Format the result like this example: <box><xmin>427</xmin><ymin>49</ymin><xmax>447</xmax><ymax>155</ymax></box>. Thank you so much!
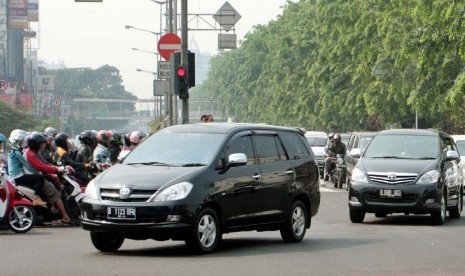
<box><xmin>349</xmin><ymin>129</ymin><xmax>463</xmax><ymax>225</ymax></box>
<box><xmin>81</xmin><ymin>123</ymin><xmax>321</xmax><ymax>253</ymax></box>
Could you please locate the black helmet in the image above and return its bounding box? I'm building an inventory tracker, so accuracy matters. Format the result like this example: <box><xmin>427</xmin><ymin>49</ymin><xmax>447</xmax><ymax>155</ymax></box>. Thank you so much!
<box><xmin>54</xmin><ymin>132</ymin><xmax>69</xmax><ymax>151</ymax></box>
<box><xmin>27</xmin><ymin>132</ymin><xmax>47</xmax><ymax>150</ymax></box>
<box><xmin>79</xmin><ymin>130</ymin><xmax>93</xmax><ymax>145</ymax></box>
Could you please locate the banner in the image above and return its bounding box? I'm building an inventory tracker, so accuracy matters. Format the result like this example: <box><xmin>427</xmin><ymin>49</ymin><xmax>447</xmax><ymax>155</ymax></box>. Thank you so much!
<box><xmin>8</xmin><ymin>0</ymin><xmax>28</xmax><ymax>29</ymax></box>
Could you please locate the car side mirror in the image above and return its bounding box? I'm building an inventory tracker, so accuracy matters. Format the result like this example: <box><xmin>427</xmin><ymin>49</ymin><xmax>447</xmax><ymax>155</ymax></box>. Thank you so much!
<box><xmin>228</xmin><ymin>153</ymin><xmax>247</xmax><ymax>167</ymax></box>
<box><xmin>446</xmin><ymin>150</ymin><xmax>460</xmax><ymax>161</ymax></box>
<box><xmin>349</xmin><ymin>148</ymin><xmax>362</xmax><ymax>158</ymax></box>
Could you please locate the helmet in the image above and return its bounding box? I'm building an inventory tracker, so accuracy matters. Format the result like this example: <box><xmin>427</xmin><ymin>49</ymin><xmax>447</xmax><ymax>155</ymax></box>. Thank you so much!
<box><xmin>0</xmin><ymin>133</ymin><xmax>6</xmax><ymax>143</ymax></box>
<box><xmin>328</xmin><ymin>132</ymin><xmax>335</xmax><ymax>140</ymax></box>
<box><xmin>27</xmin><ymin>132</ymin><xmax>47</xmax><ymax>150</ymax></box>
<box><xmin>44</xmin><ymin>127</ymin><xmax>57</xmax><ymax>137</ymax></box>
<box><xmin>129</xmin><ymin>130</ymin><xmax>147</xmax><ymax>145</ymax></box>
<box><xmin>109</xmin><ymin>130</ymin><xmax>123</xmax><ymax>147</ymax></box>
<box><xmin>54</xmin><ymin>132</ymin><xmax>69</xmax><ymax>150</ymax></box>
<box><xmin>97</xmin><ymin>130</ymin><xmax>113</xmax><ymax>145</ymax></box>
<box><xmin>79</xmin><ymin>130</ymin><xmax>93</xmax><ymax>145</ymax></box>
<box><xmin>333</xmin><ymin>133</ymin><xmax>341</xmax><ymax>141</ymax></box>
<box><xmin>8</xmin><ymin>129</ymin><xmax>27</xmax><ymax>148</ymax></box>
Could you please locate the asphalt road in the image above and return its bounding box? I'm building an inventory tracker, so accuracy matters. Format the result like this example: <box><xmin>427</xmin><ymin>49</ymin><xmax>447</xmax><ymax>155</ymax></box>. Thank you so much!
<box><xmin>2</xmin><ymin>180</ymin><xmax>465</xmax><ymax>276</ymax></box>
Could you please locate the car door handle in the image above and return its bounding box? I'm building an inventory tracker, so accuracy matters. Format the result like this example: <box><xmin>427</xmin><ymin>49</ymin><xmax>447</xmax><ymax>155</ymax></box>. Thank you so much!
<box><xmin>252</xmin><ymin>174</ymin><xmax>262</xmax><ymax>180</ymax></box>
<box><xmin>286</xmin><ymin>169</ymin><xmax>294</xmax><ymax>175</ymax></box>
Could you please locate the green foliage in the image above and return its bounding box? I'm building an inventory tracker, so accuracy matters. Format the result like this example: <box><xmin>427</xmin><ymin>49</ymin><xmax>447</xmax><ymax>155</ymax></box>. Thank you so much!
<box><xmin>197</xmin><ymin>0</ymin><xmax>465</xmax><ymax>133</ymax></box>
<box><xmin>0</xmin><ymin>100</ymin><xmax>41</xmax><ymax>135</ymax></box>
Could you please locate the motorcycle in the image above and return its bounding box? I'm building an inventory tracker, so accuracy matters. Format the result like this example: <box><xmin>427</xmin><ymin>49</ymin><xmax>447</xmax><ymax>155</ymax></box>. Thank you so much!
<box><xmin>329</xmin><ymin>154</ymin><xmax>346</xmax><ymax>189</ymax></box>
<box><xmin>0</xmin><ymin>169</ymin><xmax>36</xmax><ymax>233</ymax></box>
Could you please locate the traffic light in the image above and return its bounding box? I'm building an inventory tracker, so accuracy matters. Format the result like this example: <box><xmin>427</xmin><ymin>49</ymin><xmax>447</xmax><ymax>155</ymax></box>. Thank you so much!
<box><xmin>177</xmin><ymin>65</ymin><xmax>188</xmax><ymax>99</ymax></box>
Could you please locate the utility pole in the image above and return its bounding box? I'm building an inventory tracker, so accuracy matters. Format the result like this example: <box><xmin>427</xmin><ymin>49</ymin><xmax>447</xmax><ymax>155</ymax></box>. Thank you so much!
<box><xmin>180</xmin><ymin>0</ymin><xmax>189</xmax><ymax>124</ymax></box>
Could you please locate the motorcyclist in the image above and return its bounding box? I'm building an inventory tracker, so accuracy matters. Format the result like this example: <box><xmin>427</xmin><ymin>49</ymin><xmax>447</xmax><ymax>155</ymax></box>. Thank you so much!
<box><xmin>0</xmin><ymin>133</ymin><xmax>6</xmax><ymax>169</ymax></box>
<box><xmin>129</xmin><ymin>130</ymin><xmax>147</xmax><ymax>150</ymax></box>
<box><xmin>324</xmin><ymin>133</ymin><xmax>347</xmax><ymax>181</ymax></box>
<box><xmin>93</xmin><ymin>130</ymin><xmax>112</xmax><ymax>169</ymax></box>
<box><xmin>53</xmin><ymin>132</ymin><xmax>91</xmax><ymax>185</ymax></box>
<box><xmin>108</xmin><ymin>130</ymin><xmax>123</xmax><ymax>165</ymax></box>
<box><xmin>6</xmin><ymin>130</ymin><xmax>47</xmax><ymax>206</ymax></box>
<box><xmin>22</xmin><ymin>132</ymin><xmax>73</xmax><ymax>224</ymax></box>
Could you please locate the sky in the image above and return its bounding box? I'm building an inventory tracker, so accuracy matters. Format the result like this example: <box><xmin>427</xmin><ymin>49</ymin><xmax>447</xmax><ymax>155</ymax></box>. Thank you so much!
<box><xmin>37</xmin><ymin>0</ymin><xmax>292</xmax><ymax>99</ymax></box>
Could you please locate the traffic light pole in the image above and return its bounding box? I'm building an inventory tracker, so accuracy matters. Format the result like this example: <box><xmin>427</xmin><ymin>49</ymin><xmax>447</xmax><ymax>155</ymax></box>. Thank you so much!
<box><xmin>180</xmin><ymin>0</ymin><xmax>189</xmax><ymax>124</ymax></box>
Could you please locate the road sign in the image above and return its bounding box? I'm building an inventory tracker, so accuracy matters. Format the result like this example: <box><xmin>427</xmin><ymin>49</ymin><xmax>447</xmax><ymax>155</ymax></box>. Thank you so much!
<box><xmin>157</xmin><ymin>33</ymin><xmax>181</xmax><ymax>61</ymax></box>
<box><xmin>213</xmin><ymin>1</ymin><xmax>241</xmax><ymax>32</ymax></box>
<box><xmin>0</xmin><ymin>80</ymin><xmax>8</xmax><ymax>91</ymax></box>
<box><xmin>158</xmin><ymin>61</ymin><xmax>170</xmax><ymax>79</ymax></box>
<box><xmin>153</xmin><ymin>80</ymin><xmax>169</xmax><ymax>96</ymax></box>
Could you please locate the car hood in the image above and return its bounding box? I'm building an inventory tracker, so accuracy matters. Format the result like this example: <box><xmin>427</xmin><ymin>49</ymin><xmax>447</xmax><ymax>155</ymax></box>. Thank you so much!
<box><xmin>358</xmin><ymin>158</ymin><xmax>439</xmax><ymax>175</ymax></box>
<box><xmin>311</xmin><ymin>146</ymin><xmax>326</xmax><ymax>157</ymax></box>
<box><xmin>93</xmin><ymin>163</ymin><xmax>204</xmax><ymax>189</ymax></box>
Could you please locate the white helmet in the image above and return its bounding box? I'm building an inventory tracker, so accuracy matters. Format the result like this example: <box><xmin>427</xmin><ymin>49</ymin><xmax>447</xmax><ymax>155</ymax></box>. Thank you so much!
<box><xmin>9</xmin><ymin>129</ymin><xmax>27</xmax><ymax>148</ymax></box>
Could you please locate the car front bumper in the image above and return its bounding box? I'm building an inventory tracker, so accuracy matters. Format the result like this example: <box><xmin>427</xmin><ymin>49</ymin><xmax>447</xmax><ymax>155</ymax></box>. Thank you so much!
<box><xmin>81</xmin><ymin>199</ymin><xmax>197</xmax><ymax>241</ymax></box>
<box><xmin>348</xmin><ymin>182</ymin><xmax>444</xmax><ymax>214</ymax></box>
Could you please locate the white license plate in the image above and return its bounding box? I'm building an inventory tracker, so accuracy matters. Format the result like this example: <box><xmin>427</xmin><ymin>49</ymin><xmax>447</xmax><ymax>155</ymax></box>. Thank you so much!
<box><xmin>107</xmin><ymin>207</ymin><xmax>136</xmax><ymax>220</ymax></box>
<box><xmin>379</xmin><ymin>189</ymin><xmax>402</xmax><ymax>198</ymax></box>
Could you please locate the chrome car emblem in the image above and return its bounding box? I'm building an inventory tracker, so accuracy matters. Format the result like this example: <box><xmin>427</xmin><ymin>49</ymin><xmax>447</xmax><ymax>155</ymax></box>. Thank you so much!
<box><xmin>387</xmin><ymin>174</ymin><xmax>397</xmax><ymax>181</ymax></box>
<box><xmin>119</xmin><ymin>187</ymin><xmax>131</xmax><ymax>199</ymax></box>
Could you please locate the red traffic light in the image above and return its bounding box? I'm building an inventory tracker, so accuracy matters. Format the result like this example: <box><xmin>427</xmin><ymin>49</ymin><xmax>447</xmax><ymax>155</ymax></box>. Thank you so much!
<box><xmin>177</xmin><ymin>66</ymin><xmax>186</xmax><ymax>78</ymax></box>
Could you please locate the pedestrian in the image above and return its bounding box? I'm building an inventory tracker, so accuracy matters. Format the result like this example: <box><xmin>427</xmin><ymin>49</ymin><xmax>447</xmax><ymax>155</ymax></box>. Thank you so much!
<box><xmin>207</xmin><ymin>114</ymin><xmax>214</xmax><ymax>122</ymax></box>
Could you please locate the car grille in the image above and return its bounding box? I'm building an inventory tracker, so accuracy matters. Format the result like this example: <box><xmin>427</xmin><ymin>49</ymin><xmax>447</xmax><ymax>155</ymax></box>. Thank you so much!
<box><xmin>100</xmin><ymin>188</ymin><xmax>157</xmax><ymax>202</ymax></box>
<box><xmin>367</xmin><ymin>172</ymin><xmax>418</xmax><ymax>185</ymax></box>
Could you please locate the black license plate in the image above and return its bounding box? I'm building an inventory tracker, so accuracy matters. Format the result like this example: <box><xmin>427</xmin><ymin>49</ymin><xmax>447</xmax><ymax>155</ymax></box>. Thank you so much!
<box><xmin>107</xmin><ymin>207</ymin><xmax>136</xmax><ymax>220</ymax></box>
<box><xmin>379</xmin><ymin>189</ymin><xmax>402</xmax><ymax>198</ymax></box>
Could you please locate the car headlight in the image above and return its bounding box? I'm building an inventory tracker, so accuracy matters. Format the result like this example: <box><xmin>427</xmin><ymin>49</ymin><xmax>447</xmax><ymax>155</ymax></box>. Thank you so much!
<box><xmin>351</xmin><ymin>168</ymin><xmax>368</xmax><ymax>183</ymax></box>
<box><xmin>417</xmin><ymin>170</ymin><xmax>440</xmax><ymax>184</ymax></box>
<box><xmin>151</xmin><ymin>182</ymin><xmax>193</xmax><ymax>202</ymax></box>
<box><xmin>84</xmin><ymin>180</ymin><xmax>98</xmax><ymax>200</ymax></box>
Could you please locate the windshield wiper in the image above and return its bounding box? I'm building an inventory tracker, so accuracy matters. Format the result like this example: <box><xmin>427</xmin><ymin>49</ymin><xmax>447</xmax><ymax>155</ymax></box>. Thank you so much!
<box><xmin>181</xmin><ymin>163</ymin><xmax>206</xmax><ymax>167</ymax></box>
<box><xmin>127</xmin><ymin>161</ymin><xmax>170</xmax><ymax>166</ymax></box>
<box><xmin>371</xmin><ymin>156</ymin><xmax>402</xmax><ymax>159</ymax></box>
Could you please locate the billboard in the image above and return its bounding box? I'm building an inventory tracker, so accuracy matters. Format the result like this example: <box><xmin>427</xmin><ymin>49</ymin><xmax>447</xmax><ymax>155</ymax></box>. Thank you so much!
<box><xmin>8</xmin><ymin>0</ymin><xmax>28</xmax><ymax>29</ymax></box>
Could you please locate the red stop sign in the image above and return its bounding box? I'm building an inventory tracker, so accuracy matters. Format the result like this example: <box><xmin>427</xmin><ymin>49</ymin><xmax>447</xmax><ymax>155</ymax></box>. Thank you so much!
<box><xmin>157</xmin><ymin>33</ymin><xmax>181</xmax><ymax>61</ymax></box>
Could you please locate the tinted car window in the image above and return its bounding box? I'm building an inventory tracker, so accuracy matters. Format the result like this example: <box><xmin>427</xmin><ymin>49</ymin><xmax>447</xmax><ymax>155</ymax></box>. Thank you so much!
<box><xmin>123</xmin><ymin>132</ymin><xmax>226</xmax><ymax>166</ymax></box>
<box><xmin>226</xmin><ymin>135</ymin><xmax>255</xmax><ymax>165</ymax></box>
<box><xmin>364</xmin><ymin>134</ymin><xmax>439</xmax><ymax>159</ymax></box>
<box><xmin>279</xmin><ymin>131</ymin><xmax>310</xmax><ymax>160</ymax></box>
<box><xmin>255</xmin><ymin>135</ymin><xmax>280</xmax><ymax>164</ymax></box>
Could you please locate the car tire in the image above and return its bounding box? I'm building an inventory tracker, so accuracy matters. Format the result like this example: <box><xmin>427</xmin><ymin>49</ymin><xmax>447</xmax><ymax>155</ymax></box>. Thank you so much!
<box><xmin>90</xmin><ymin>231</ymin><xmax>124</xmax><ymax>252</ymax></box>
<box><xmin>345</xmin><ymin>175</ymin><xmax>350</xmax><ymax>191</ymax></box>
<box><xmin>449</xmin><ymin>189</ymin><xmax>462</xmax><ymax>219</ymax></box>
<box><xmin>349</xmin><ymin>208</ymin><xmax>365</xmax><ymax>223</ymax></box>
<box><xmin>185</xmin><ymin>207</ymin><xmax>221</xmax><ymax>254</ymax></box>
<box><xmin>280</xmin><ymin>200</ymin><xmax>308</xmax><ymax>243</ymax></box>
<box><xmin>431</xmin><ymin>192</ymin><xmax>446</xmax><ymax>225</ymax></box>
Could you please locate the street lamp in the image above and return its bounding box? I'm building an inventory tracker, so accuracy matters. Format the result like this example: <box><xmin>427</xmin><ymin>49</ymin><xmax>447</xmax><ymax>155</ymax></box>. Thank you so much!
<box><xmin>136</xmin><ymin>68</ymin><xmax>157</xmax><ymax>75</ymax></box>
<box><xmin>132</xmin><ymin>47</ymin><xmax>158</xmax><ymax>56</ymax></box>
<box><xmin>125</xmin><ymin>25</ymin><xmax>162</xmax><ymax>37</ymax></box>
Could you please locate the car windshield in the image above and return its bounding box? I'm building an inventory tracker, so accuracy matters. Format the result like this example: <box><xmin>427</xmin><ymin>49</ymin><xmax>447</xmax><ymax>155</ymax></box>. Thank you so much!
<box><xmin>364</xmin><ymin>134</ymin><xmax>439</xmax><ymax>159</ymax></box>
<box><xmin>456</xmin><ymin>140</ymin><xmax>465</xmax><ymax>156</ymax></box>
<box><xmin>306</xmin><ymin>137</ymin><xmax>327</xmax><ymax>147</ymax></box>
<box><xmin>122</xmin><ymin>132</ymin><xmax>226</xmax><ymax>166</ymax></box>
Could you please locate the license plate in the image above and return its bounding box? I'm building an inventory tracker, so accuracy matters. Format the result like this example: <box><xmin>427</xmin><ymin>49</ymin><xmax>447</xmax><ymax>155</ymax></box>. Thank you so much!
<box><xmin>379</xmin><ymin>189</ymin><xmax>402</xmax><ymax>198</ymax></box>
<box><xmin>107</xmin><ymin>207</ymin><xmax>136</xmax><ymax>220</ymax></box>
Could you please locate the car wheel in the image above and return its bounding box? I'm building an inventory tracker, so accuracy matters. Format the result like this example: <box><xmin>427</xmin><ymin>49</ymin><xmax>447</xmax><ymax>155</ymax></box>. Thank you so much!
<box><xmin>90</xmin><ymin>231</ymin><xmax>124</xmax><ymax>252</ymax></box>
<box><xmin>431</xmin><ymin>192</ymin><xmax>446</xmax><ymax>225</ymax></box>
<box><xmin>280</xmin><ymin>200</ymin><xmax>308</xmax><ymax>243</ymax></box>
<box><xmin>349</xmin><ymin>208</ymin><xmax>365</xmax><ymax>223</ymax></box>
<box><xmin>185</xmin><ymin>207</ymin><xmax>221</xmax><ymax>254</ymax></box>
<box><xmin>7</xmin><ymin>205</ymin><xmax>36</xmax><ymax>233</ymax></box>
<box><xmin>449</xmin><ymin>189</ymin><xmax>462</xmax><ymax>219</ymax></box>
<box><xmin>345</xmin><ymin>175</ymin><xmax>350</xmax><ymax>191</ymax></box>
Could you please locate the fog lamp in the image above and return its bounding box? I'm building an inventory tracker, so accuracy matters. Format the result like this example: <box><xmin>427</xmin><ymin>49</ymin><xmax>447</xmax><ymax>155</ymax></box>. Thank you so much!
<box><xmin>425</xmin><ymin>199</ymin><xmax>435</xmax><ymax>204</ymax></box>
<box><xmin>166</xmin><ymin>215</ymin><xmax>181</xmax><ymax>222</ymax></box>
